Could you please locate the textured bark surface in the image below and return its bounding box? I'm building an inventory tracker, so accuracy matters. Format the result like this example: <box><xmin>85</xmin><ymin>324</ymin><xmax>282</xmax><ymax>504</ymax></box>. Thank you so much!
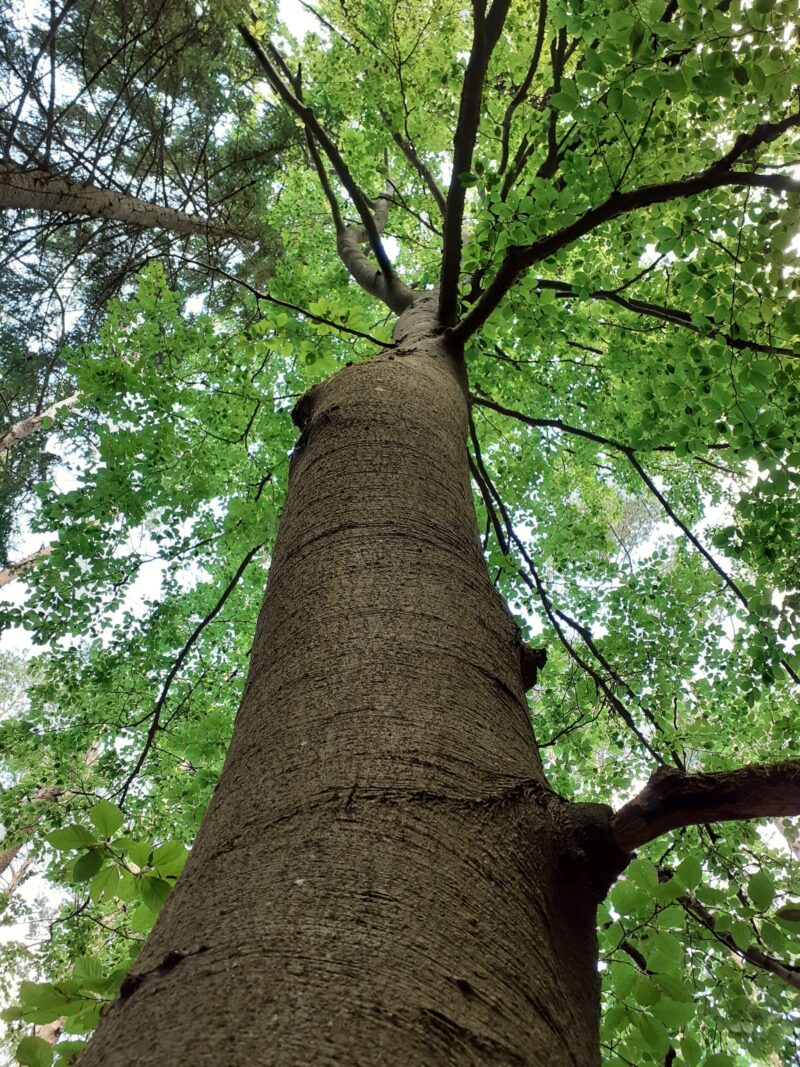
<box><xmin>79</xmin><ymin>302</ymin><xmax>623</xmax><ymax>1066</ymax></box>
<box><xmin>1</xmin><ymin>393</ymin><xmax>79</xmax><ymax>453</ymax></box>
<box><xmin>0</xmin><ymin>546</ymin><xmax>53</xmax><ymax>589</ymax></box>
<box><xmin>0</xmin><ymin>163</ymin><xmax>237</xmax><ymax>237</ymax></box>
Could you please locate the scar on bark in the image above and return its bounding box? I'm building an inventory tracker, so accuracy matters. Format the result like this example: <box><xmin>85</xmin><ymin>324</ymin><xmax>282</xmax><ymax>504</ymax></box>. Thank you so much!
<box><xmin>118</xmin><ymin>946</ymin><xmax>210</xmax><ymax>1000</ymax></box>
<box><xmin>518</xmin><ymin>640</ymin><xmax>547</xmax><ymax>690</ymax></box>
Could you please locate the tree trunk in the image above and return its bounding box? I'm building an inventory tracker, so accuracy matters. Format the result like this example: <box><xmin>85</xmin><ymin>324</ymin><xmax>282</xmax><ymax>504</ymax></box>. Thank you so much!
<box><xmin>0</xmin><ymin>546</ymin><xmax>53</xmax><ymax>588</ymax></box>
<box><xmin>78</xmin><ymin>301</ymin><xmax>626</xmax><ymax>1066</ymax></box>
<box><xmin>0</xmin><ymin>163</ymin><xmax>241</xmax><ymax>238</ymax></box>
<box><xmin>1</xmin><ymin>393</ymin><xmax>79</xmax><ymax>453</ymax></box>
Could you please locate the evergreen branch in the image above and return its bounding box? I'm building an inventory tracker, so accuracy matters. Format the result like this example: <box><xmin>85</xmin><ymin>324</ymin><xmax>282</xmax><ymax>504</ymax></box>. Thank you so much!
<box><xmin>117</xmin><ymin>544</ymin><xmax>264</xmax><ymax>803</ymax></box>
<box><xmin>1</xmin><ymin>392</ymin><xmax>79</xmax><ymax>452</ymax></box>
<box><xmin>453</xmin><ymin>113</ymin><xmax>800</xmax><ymax>340</ymax></box>
<box><xmin>0</xmin><ymin>162</ymin><xmax>243</xmax><ymax>237</ymax></box>
<box><xmin>439</xmin><ymin>0</ymin><xmax>512</xmax><ymax>325</ymax></box>
<box><xmin>613</xmin><ymin>761</ymin><xmax>800</xmax><ymax>851</ymax></box>
<box><xmin>0</xmin><ymin>545</ymin><xmax>53</xmax><ymax>589</ymax></box>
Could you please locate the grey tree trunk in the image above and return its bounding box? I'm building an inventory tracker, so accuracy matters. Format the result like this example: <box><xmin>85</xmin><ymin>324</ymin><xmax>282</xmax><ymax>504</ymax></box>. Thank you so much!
<box><xmin>0</xmin><ymin>163</ymin><xmax>240</xmax><ymax>237</ymax></box>
<box><xmin>78</xmin><ymin>301</ymin><xmax>624</xmax><ymax>1066</ymax></box>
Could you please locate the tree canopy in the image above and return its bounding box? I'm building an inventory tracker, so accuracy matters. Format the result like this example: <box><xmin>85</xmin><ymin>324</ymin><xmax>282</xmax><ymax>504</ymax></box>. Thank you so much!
<box><xmin>1</xmin><ymin>0</ymin><xmax>799</xmax><ymax>1065</ymax></box>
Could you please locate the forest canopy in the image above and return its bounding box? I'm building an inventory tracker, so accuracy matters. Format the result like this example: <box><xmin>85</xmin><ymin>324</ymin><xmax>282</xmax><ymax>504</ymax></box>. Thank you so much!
<box><xmin>0</xmin><ymin>0</ymin><xmax>799</xmax><ymax>1064</ymax></box>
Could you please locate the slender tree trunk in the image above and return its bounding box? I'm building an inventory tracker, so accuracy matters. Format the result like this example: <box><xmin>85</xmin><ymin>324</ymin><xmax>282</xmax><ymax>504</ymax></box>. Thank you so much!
<box><xmin>0</xmin><ymin>546</ymin><xmax>53</xmax><ymax>588</ymax></box>
<box><xmin>1</xmin><ymin>393</ymin><xmax>79</xmax><ymax>453</ymax></box>
<box><xmin>0</xmin><ymin>844</ymin><xmax>21</xmax><ymax>877</ymax></box>
<box><xmin>79</xmin><ymin>300</ymin><xmax>625</xmax><ymax>1066</ymax></box>
<box><xmin>0</xmin><ymin>163</ymin><xmax>241</xmax><ymax>238</ymax></box>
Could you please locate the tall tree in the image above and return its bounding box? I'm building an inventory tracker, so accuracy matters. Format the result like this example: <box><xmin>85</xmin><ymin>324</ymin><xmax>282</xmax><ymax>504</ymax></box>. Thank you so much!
<box><xmin>1</xmin><ymin>1</ymin><xmax>799</xmax><ymax>1066</ymax></box>
<box><xmin>0</xmin><ymin>0</ymin><xmax>292</xmax><ymax>565</ymax></box>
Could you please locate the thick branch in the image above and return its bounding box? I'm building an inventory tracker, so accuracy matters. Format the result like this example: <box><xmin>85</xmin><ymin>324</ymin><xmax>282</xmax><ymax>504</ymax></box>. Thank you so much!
<box><xmin>0</xmin><ymin>546</ymin><xmax>53</xmax><ymax>588</ymax></box>
<box><xmin>439</xmin><ymin>0</ymin><xmax>511</xmax><ymax>325</ymax></box>
<box><xmin>335</xmin><ymin>186</ymin><xmax>415</xmax><ymax>314</ymax></box>
<box><xmin>612</xmin><ymin>761</ymin><xmax>800</xmax><ymax>851</ymax></box>
<box><xmin>0</xmin><ymin>162</ymin><xmax>241</xmax><ymax>237</ymax></box>
<box><xmin>454</xmin><ymin>113</ymin><xmax>800</xmax><ymax>340</ymax></box>
<box><xmin>1</xmin><ymin>393</ymin><xmax>79</xmax><ymax>452</ymax></box>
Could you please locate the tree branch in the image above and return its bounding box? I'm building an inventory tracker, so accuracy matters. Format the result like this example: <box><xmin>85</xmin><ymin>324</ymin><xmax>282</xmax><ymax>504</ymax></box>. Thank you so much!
<box><xmin>1</xmin><ymin>392</ymin><xmax>79</xmax><ymax>452</ymax></box>
<box><xmin>613</xmin><ymin>761</ymin><xmax>800</xmax><ymax>851</ymax></box>
<box><xmin>498</xmin><ymin>0</ymin><xmax>548</xmax><ymax>175</ymax></box>
<box><xmin>468</xmin><ymin>410</ymin><xmax>665</xmax><ymax>763</ymax></box>
<box><xmin>118</xmin><ymin>543</ymin><xmax>264</xmax><ymax>803</ymax></box>
<box><xmin>0</xmin><ymin>162</ymin><xmax>243</xmax><ymax>237</ymax></box>
<box><xmin>679</xmin><ymin>885</ymin><xmax>800</xmax><ymax>992</ymax></box>
<box><xmin>389</xmin><ymin>130</ymin><xmax>447</xmax><ymax>218</ymax></box>
<box><xmin>532</xmin><ymin>278</ymin><xmax>800</xmax><ymax>360</ymax></box>
<box><xmin>178</xmin><ymin>258</ymin><xmax>392</xmax><ymax>346</ymax></box>
<box><xmin>439</xmin><ymin>0</ymin><xmax>512</xmax><ymax>325</ymax></box>
<box><xmin>471</xmin><ymin>392</ymin><xmax>800</xmax><ymax>686</ymax></box>
<box><xmin>0</xmin><ymin>545</ymin><xmax>53</xmax><ymax>588</ymax></box>
<box><xmin>238</xmin><ymin>25</ymin><xmax>413</xmax><ymax>313</ymax></box>
<box><xmin>453</xmin><ymin>113</ymin><xmax>800</xmax><ymax>340</ymax></box>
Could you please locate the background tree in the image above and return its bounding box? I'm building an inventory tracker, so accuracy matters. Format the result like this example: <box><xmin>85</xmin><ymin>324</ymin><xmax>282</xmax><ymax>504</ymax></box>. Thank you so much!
<box><xmin>1</xmin><ymin>0</ymin><xmax>799</xmax><ymax>1065</ymax></box>
<box><xmin>0</xmin><ymin>0</ymin><xmax>293</xmax><ymax>566</ymax></box>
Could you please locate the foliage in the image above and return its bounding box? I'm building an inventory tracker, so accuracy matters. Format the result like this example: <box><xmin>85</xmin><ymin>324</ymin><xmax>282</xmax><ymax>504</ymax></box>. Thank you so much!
<box><xmin>1</xmin><ymin>0</ymin><xmax>799</xmax><ymax>1064</ymax></box>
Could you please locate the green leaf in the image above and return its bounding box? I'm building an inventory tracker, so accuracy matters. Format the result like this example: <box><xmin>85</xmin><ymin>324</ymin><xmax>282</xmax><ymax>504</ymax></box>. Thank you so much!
<box><xmin>747</xmin><ymin>871</ymin><xmax>774</xmax><ymax>911</ymax></box>
<box><xmin>627</xmin><ymin>858</ymin><xmax>658</xmax><ymax>892</ymax></box>
<box><xmin>18</xmin><ymin>982</ymin><xmax>69</xmax><ymax>1015</ymax></box>
<box><xmin>90</xmin><ymin>864</ymin><xmax>121</xmax><ymax>903</ymax></box>
<box><xmin>89</xmin><ymin>800</ymin><xmax>123</xmax><ymax>838</ymax></box>
<box><xmin>73</xmin><ymin>956</ymin><xmax>105</xmax><ymax>987</ymax></box>
<box><xmin>72</xmin><ymin>848</ymin><xmax>104</xmax><ymax>882</ymax></box>
<box><xmin>118</xmin><ymin>838</ymin><xmax>153</xmax><ymax>869</ymax></box>
<box><xmin>16</xmin><ymin>1036</ymin><xmax>53</xmax><ymax>1067</ymax></box>
<box><xmin>130</xmin><ymin>904</ymin><xmax>157</xmax><ymax>935</ymax></box>
<box><xmin>141</xmin><ymin>875</ymin><xmax>172</xmax><ymax>913</ymax></box>
<box><xmin>775</xmin><ymin>904</ymin><xmax>800</xmax><ymax>926</ymax></box>
<box><xmin>151</xmin><ymin>840</ymin><xmax>188</xmax><ymax>876</ymax></box>
<box><xmin>675</xmin><ymin>856</ymin><xmax>702</xmax><ymax>890</ymax></box>
<box><xmin>610</xmin><ymin>879</ymin><xmax>650</xmax><ymax>916</ymax></box>
<box><xmin>682</xmin><ymin>1034</ymin><xmax>702</xmax><ymax>1067</ymax></box>
<box><xmin>549</xmin><ymin>91</ymin><xmax>577</xmax><ymax>112</ymax></box>
<box><xmin>639</xmin><ymin>1013</ymin><xmax>669</xmax><ymax>1054</ymax></box>
<box><xmin>652</xmin><ymin>996</ymin><xmax>694</xmax><ymax>1027</ymax></box>
<box><xmin>46</xmin><ymin>825</ymin><xmax>97</xmax><ymax>851</ymax></box>
<box><xmin>53</xmin><ymin>1042</ymin><xmax>86</xmax><ymax>1067</ymax></box>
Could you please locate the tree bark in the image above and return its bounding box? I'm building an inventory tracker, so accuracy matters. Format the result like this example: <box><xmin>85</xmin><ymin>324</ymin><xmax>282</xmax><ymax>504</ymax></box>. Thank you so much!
<box><xmin>0</xmin><ymin>163</ymin><xmax>241</xmax><ymax>238</ymax></box>
<box><xmin>1</xmin><ymin>393</ymin><xmax>79</xmax><ymax>453</ymax></box>
<box><xmin>78</xmin><ymin>299</ymin><xmax>626</xmax><ymax>1066</ymax></box>
<box><xmin>0</xmin><ymin>546</ymin><xmax>53</xmax><ymax>588</ymax></box>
